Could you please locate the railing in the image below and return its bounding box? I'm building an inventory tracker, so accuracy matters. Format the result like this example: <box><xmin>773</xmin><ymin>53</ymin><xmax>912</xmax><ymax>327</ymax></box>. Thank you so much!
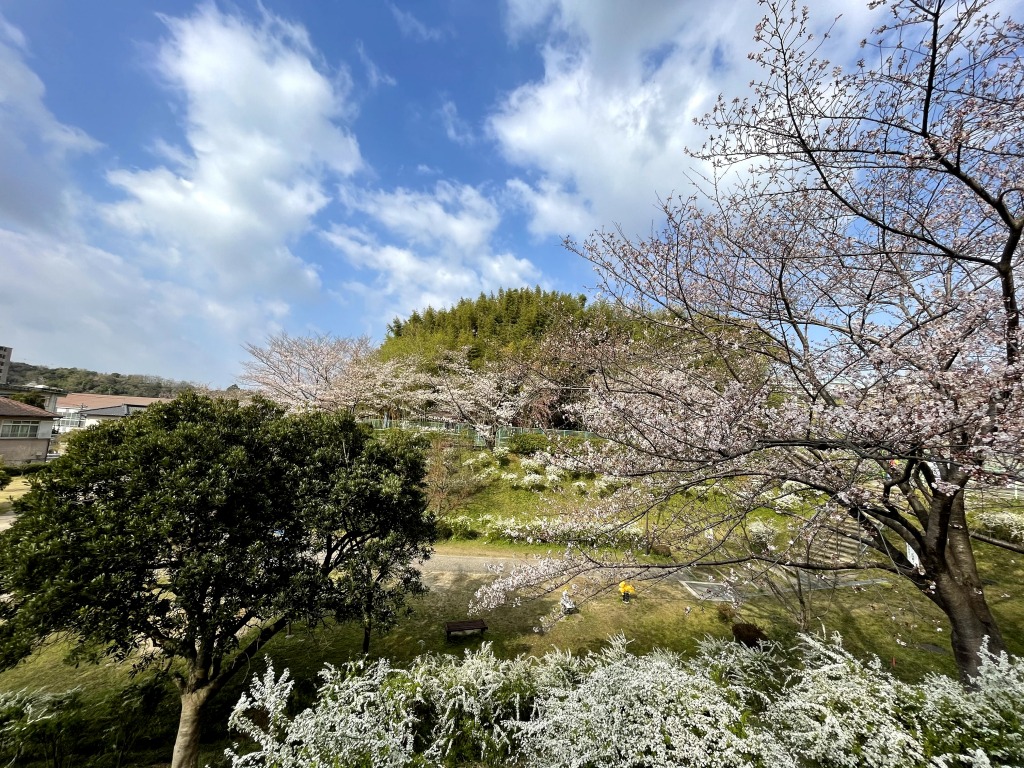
<box><xmin>358</xmin><ymin>417</ymin><xmax>595</xmax><ymax>447</ymax></box>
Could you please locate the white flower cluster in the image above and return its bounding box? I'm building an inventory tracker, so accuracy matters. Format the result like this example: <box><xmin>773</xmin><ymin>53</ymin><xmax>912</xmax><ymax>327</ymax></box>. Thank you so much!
<box><xmin>494</xmin><ymin>516</ymin><xmax>644</xmax><ymax>548</ymax></box>
<box><xmin>226</xmin><ymin>636</ymin><xmax>1024</xmax><ymax>768</ymax></box>
<box><xmin>437</xmin><ymin>513</ymin><xmax>644</xmax><ymax>548</ymax></box>
<box><xmin>746</xmin><ymin>519</ymin><xmax>778</xmax><ymax>553</ymax></box>
<box><xmin>974</xmin><ymin>511</ymin><xmax>1024</xmax><ymax>543</ymax></box>
<box><xmin>515</xmin><ymin>473</ymin><xmax>547</xmax><ymax>490</ymax></box>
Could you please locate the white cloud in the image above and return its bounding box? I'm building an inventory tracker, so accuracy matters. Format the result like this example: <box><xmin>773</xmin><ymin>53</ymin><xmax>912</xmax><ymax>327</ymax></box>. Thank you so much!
<box><xmin>492</xmin><ymin>0</ymin><xmax>881</xmax><ymax>240</ymax></box>
<box><xmin>390</xmin><ymin>4</ymin><xmax>446</xmax><ymax>42</ymax></box>
<box><xmin>439</xmin><ymin>99</ymin><xmax>474</xmax><ymax>144</ymax></box>
<box><xmin>103</xmin><ymin>4</ymin><xmax>361</xmax><ymax>298</ymax></box>
<box><xmin>343</xmin><ymin>181</ymin><xmax>498</xmax><ymax>253</ymax></box>
<box><xmin>327</xmin><ymin>182</ymin><xmax>541</xmax><ymax>322</ymax></box>
<box><xmin>0</xmin><ymin>14</ymin><xmax>99</xmax><ymax>235</ymax></box>
<box><xmin>356</xmin><ymin>41</ymin><xmax>396</xmax><ymax>88</ymax></box>
<box><xmin>0</xmin><ymin>228</ymin><xmax>276</xmax><ymax>383</ymax></box>
<box><xmin>0</xmin><ymin>7</ymin><xmax>367</xmax><ymax>385</ymax></box>
<box><xmin>505</xmin><ymin>177</ymin><xmax>594</xmax><ymax>237</ymax></box>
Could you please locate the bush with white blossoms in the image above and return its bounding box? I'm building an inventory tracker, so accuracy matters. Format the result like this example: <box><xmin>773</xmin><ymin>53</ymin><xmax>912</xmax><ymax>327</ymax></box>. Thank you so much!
<box><xmin>974</xmin><ymin>511</ymin><xmax>1024</xmax><ymax>544</ymax></box>
<box><xmin>519</xmin><ymin>457</ymin><xmax>546</xmax><ymax>473</ymax></box>
<box><xmin>514</xmin><ymin>473</ymin><xmax>547</xmax><ymax>490</ymax></box>
<box><xmin>491</xmin><ymin>516</ymin><xmax>645</xmax><ymax>548</ymax></box>
<box><xmin>226</xmin><ymin>636</ymin><xmax>1024</xmax><ymax>768</ymax></box>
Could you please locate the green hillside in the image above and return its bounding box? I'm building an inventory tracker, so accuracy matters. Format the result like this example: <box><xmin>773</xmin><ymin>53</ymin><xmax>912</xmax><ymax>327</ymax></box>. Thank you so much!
<box><xmin>7</xmin><ymin>362</ymin><xmax>193</xmax><ymax>397</ymax></box>
<box><xmin>380</xmin><ymin>286</ymin><xmax>600</xmax><ymax>365</ymax></box>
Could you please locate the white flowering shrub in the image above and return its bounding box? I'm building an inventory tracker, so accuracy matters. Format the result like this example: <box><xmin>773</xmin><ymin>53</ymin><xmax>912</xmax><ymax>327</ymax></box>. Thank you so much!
<box><xmin>227</xmin><ymin>661</ymin><xmax>418</xmax><ymax>768</ymax></box>
<box><xmin>226</xmin><ymin>637</ymin><xmax>1024</xmax><ymax>768</ymax></box>
<box><xmin>974</xmin><ymin>511</ymin><xmax>1024</xmax><ymax>543</ymax></box>
<box><xmin>916</xmin><ymin>641</ymin><xmax>1024</xmax><ymax>765</ymax></box>
<box><xmin>514</xmin><ymin>473</ymin><xmax>548</xmax><ymax>490</ymax></box>
<box><xmin>519</xmin><ymin>458</ymin><xmax>545</xmax><ymax>473</ymax></box>
<box><xmin>407</xmin><ymin>645</ymin><xmax>535</xmax><ymax>764</ymax></box>
<box><xmin>746</xmin><ymin>520</ymin><xmax>778</xmax><ymax>553</ymax></box>
<box><xmin>487</xmin><ymin>515</ymin><xmax>645</xmax><ymax>548</ymax></box>
<box><xmin>765</xmin><ymin>637</ymin><xmax>927</xmax><ymax>768</ymax></box>
<box><xmin>517</xmin><ymin>637</ymin><xmax>789</xmax><ymax>768</ymax></box>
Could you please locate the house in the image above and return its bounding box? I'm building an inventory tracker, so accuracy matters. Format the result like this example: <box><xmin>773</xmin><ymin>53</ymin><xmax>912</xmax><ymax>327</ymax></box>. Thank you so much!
<box><xmin>0</xmin><ymin>383</ymin><xmax>65</xmax><ymax>413</ymax></box>
<box><xmin>0</xmin><ymin>397</ymin><xmax>56</xmax><ymax>465</ymax></box>
<box><xmin>78</xmin><ymin>403</ymin><xmax>152</xmax><ymax>428</ymax></box>
<box><xmin>55</xmin><ymin>393</ymin><xmax>170</xmax><ymax>433</ymax></box>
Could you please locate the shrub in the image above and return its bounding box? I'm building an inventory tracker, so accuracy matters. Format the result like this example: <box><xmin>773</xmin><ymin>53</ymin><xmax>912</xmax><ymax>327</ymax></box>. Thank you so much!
<box><xmin>975</xmin><ymin>511</ymin><xmax>1024</xmax><ymax>543</ymax></box>
<box><xmin>0</xmin><ymin>688</ymin><xmax>89</xmax><ymax>767</ymax></box>
<box><xmin>435</xmin><ymin>515</ymin><xmax>481</xmax><ymax>541</ymax></box>
<box><xmin>6</xmin><ymin>462</ymin><xmax>49</xmax><ymax>477</ymax></box>
<box><xmin>716</xmin><ymin>602</ymin><xmax>739</xmax><ymax>625</ymax></box>
<box><xmin>506</xmin><ymin>433</ymin><xmax>550</xmax><ymax>456</ymax></box>
<box><xmin>227</xmin><ymin>636</ymin><xmax>1024</xmax><ymax>768</ymax></box>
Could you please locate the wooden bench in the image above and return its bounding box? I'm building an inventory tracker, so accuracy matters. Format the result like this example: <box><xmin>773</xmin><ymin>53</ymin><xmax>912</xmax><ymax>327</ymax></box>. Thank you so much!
<box><xmin>445</xmin><ymin>619</ymin><xmax>487</xmax><ymax>640</ymax></box>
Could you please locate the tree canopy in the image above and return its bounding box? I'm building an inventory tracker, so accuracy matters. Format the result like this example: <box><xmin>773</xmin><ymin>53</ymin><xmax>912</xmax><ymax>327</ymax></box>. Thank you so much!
<box><xmin>0</xmin><ymin>392</ymin><xmax>433</xmax><ymax>768</ymax></box>
<box><xmin>380</xmin><ymin>287</ymin><xmax>595</xmax><ymax>365</ymax></box>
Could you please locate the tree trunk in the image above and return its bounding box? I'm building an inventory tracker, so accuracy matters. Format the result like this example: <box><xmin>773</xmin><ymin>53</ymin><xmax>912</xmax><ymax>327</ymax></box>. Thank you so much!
<box><xmin>171</xmin><ymin>688</ymin><xmax>212</xmax><ymax>768</ymax></box>
<box><xmin>362</xmin><ymin>618</ymin><xmax>372</xmax><ymax>654</ymax></box>
<box><xmin>931</xmin><ymin>564</ymin><xmax>1006</xmax><ymax>684</ymax></box>
<box><xmin>923</xmin><ymin>490</ymin><xmax>1006</xmax><ymax>684</ymax></box>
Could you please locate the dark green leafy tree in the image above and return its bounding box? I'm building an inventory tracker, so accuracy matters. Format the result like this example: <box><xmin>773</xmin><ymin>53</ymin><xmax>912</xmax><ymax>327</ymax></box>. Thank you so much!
<box><xmin>0</xmin><ymin>393</ymin><xmax>432</xmax><ymax>768</ymax></box>
<box><xmin>338</xmin><ymin>530</ymin><xmax>431</xmax><ymax>654</ymax></box>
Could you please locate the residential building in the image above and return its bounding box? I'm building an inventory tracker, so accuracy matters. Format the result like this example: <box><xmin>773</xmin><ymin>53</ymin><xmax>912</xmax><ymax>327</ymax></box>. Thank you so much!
<box><xmin>0</xmin><ymin>383</ymin><xmax>65</xmax><ymax>413</ymax></box>
<box><xmin>0</xmin><ymin>346</ymin><xmax>10</xmax><ymax>385</ymax></box>
<box><xmin>0</xmin><ymin>397</ymin><xmax>56</xmax><ymax>464</ymax></box>
<box><xmin>55</xmin><ymin>393</ymin><xmax>170</xmax><ymax>433</ymax></box>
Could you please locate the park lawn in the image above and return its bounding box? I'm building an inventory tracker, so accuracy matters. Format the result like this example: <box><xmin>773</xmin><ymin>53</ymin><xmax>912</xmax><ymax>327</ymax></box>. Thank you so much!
<box><xmin>6</xmin><ymin>540</ymin><xmax>1019</xmax><ymax>698</ymax></box>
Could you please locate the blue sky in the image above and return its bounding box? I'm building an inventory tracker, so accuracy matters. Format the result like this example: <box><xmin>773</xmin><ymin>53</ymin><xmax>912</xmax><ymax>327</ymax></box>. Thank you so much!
<box><xmin>0</xmin><ymin>0</ymin><xmax>946</xmax><ymax>385</ymax></box>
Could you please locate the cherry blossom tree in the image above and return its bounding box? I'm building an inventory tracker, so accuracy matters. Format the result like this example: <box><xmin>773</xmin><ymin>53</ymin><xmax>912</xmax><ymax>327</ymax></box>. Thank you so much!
<box><xmin>240</xmin><ymin>333</ymin><xmax>432</xmax><ymax>419</ymax></box>
<box><xmin>427</xmin><ymin>350</ymin><xmax>538</xmax><ymax>447</ymax></box>
<box><xmin>240</xmin><ymin>333</ymin><xmax>376</xmax><ymax>412</ymax></box>
<box><xmin>477</xmin><ymin>0</ymin><xmax>1024</xmax><ymax>682</ymax></box>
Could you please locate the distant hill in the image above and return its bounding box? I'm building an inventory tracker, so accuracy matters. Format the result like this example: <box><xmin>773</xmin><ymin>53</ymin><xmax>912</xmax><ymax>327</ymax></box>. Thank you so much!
<box><xmin>7</xmin><ymin>362</ymin><xmax>194</xmax><ymax>398</ymax></box>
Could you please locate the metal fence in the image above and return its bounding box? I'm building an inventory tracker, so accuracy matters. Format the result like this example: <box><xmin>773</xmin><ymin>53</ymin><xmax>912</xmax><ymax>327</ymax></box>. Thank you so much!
<box><xmin>358</xmin><ymin>417</ymin><xmax>595</xmax><ymax>448</ymax></box>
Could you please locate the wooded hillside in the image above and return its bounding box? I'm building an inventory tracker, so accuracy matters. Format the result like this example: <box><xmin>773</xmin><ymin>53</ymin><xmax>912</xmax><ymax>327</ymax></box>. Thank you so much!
<box><xmin>7</xmin><ymin>362</ymin><xmax>193</xmax><ymax>397</ymax></box>
<box><xmin>380</xmin><ymin>287</ymin><xmax>599</xmax><ymax>364</ymax></box>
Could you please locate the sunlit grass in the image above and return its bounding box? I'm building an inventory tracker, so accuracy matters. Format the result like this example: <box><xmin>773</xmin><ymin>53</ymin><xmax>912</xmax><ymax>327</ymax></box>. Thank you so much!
<box><xmin>0</xmin><ymin>476</ymin><xmax>30</xmax><ymax>515</ymax></box>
